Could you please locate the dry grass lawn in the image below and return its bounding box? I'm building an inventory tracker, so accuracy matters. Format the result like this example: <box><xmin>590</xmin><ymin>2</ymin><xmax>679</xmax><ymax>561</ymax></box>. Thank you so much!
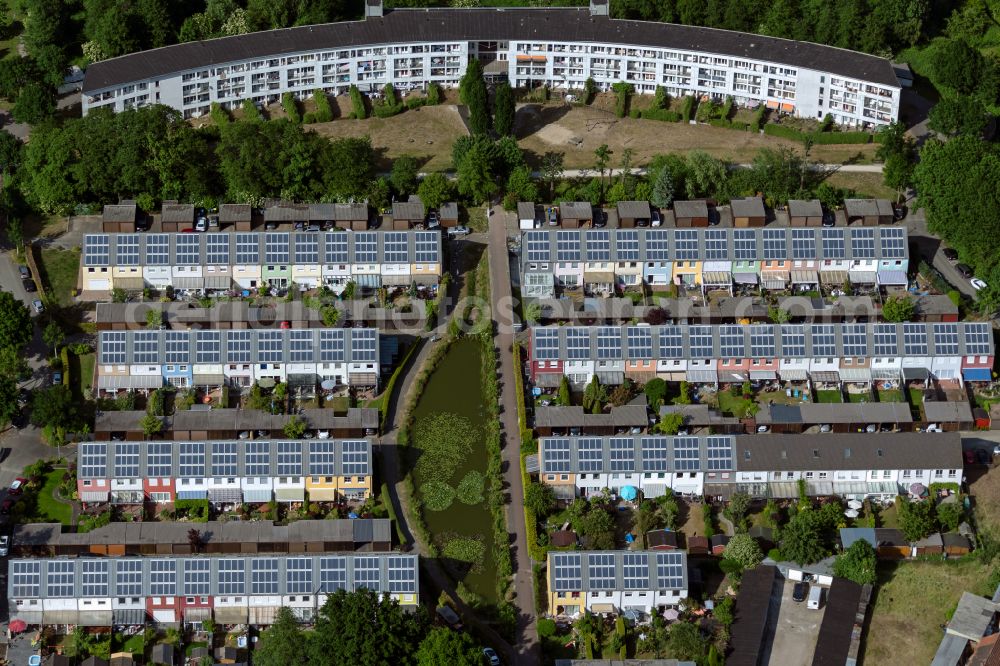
<box><xmin>822</xmin><ymin>171</ymin><xmax>898</xmax><ymax>199</ymax></box>
<box><xmin>513</xmin><ymin>103</ymin><xmax>879</xmax><ymax>169</ymax></box>
<box><xmin>969</xmin><ymin>463</ymin><xmax>1000</xmax><ymax>535</ymax></box>
<box><xmin>864</xmin><ymin>559</ymin><xmax>995</xmax><ymax>666</ymax></box>
<box><xmin>308</xmin><ymin>102</ymin><xmax>468</xmax><ymax>172</ymax></box>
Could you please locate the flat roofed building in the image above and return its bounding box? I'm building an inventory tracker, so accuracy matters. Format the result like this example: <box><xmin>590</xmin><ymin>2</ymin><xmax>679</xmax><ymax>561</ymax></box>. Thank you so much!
<box><xmin>82</xmin><ymin>6</ymin><xmax>899</xmax><ymax>129</ymax></box>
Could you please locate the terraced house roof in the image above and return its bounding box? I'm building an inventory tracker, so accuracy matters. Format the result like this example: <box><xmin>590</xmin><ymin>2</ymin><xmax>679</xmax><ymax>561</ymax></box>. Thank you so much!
<box><xmin>83</xmin><ymin>8</ymin><xmax>899</xmax><ymax>93</ymax></box>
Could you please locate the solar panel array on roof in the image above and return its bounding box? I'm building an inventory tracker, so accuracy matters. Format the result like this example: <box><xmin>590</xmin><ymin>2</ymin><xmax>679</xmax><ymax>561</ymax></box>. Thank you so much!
<box><xmin>540</xmin><ymin>435</ymin><xmax>734</xmax><ymax>474</ymax></box>
<box><xmin>548</xmin><ymin>550</ymin><xmax>689</xmax><ymax>593</ymax></box>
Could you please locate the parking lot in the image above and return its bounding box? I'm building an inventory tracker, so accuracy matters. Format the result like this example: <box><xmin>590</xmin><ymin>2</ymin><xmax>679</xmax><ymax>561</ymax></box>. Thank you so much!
<box><xmin>766</xmin><ymin>579</ymin><xmax>826</xmax><ymax>666</ymax></box>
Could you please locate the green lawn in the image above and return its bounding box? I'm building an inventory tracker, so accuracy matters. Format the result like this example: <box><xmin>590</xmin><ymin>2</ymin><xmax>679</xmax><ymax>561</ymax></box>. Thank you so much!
<box><xmin>716</xmin><ymin>389</ymin><xmax>750</xmax><ymax>417</ymax></box>
<box><xmin>70</xmin><ymin>352</ymin><xmax>95</xmax><ymax>401</ymax></box>
<box><xmin>815</xmin><ymin>389</ymin><xmax>843</xmax><ymax>403</ymax></box>
<box><xmin>847</xmin><ymin>392</ymin><xmax>871</xmax><ymax>403</ymax></box>
<box><xmin>35</xmin><ymin>469</ymin><xmax>72</xmax><ymax>525</ymax></box>
<box><xmin>878</xmin><ymin>389</ymin><xmax>905</xmax><ymax>403</ymax></box>
<box><xmin>37</xmin><ymin>247</ymin><xmax>81</xmax><ymax>306</ymax></box>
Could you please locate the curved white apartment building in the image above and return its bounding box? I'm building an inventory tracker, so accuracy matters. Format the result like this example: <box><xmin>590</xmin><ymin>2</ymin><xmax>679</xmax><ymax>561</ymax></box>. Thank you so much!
<box><xmin>81</xmin><ymin>0</ymin><xmax>900</xmax><ymax>128</ymax></box>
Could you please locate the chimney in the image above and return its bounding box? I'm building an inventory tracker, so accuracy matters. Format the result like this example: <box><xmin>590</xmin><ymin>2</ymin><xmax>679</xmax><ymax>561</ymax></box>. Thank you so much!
<box><xmin>589</xmin><ymin>0</ymin><xmax>609</xmax><ymax>16</ymax></box>
<box><xmin>366</xmin><ymin>0</ymin><xmax>383</xmax><ymax>18</ymax></box>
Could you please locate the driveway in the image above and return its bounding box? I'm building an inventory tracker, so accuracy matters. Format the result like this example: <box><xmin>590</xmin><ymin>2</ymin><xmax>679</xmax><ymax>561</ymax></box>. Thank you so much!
<box><xmin>766</xmin><ymin>580</ymin><xmax>826</xmax><ymax>666</ymax></box>
<box><xmin>902</xmin><ymin>209</ymin><xmax>980</xmax><ymax>301</ymax></box>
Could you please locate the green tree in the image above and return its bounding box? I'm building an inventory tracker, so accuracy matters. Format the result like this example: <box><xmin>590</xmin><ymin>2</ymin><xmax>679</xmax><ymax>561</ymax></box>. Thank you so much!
<box><xmin>644</xmin><ymin>378</ymin><xmax>667</xmax><ymax>408</ymax></box>
<box><xmin>43</xmin><ymin>321</ymin><xmax>63</xmax><ymax>357</ymax></box>
<box><xmin>493</xmin><ymin>81</ymin><xmax>515</xmax><ymax>137</ymax></box>
<box><xmin>0</xmin><ymin>345</ymin><xmax>29</xmax><ymax>380</ymax></box>
<box><xmin>725</xmin><ymin>491</ymin><xmax>752</xmax><ymax>528</ymax></box>
<box><xmin>780</xmin><ymin>512</ymin><xmax>826</xmax><ymax>564</ymax></box>
<box><xmin>282</xmin><ymin>415</ymin><xmax>307</xmax><ymax>439</ymax></box>
<box><xmin>12</xmin><ymin>82</ymin><xmax>55</xmax><ymax>125</ymax></box>
<box><xmin>505</xmin><ymin>165</ymin><xmax>538</xmax><ymax>209</ymax></box>
<box><xmin>146</xmin><ymin>309</ymin><xmax>163</xmax><ymax>328</ymax></box>
<box><xmin>768</xmin><ymin>306</ymin><xmax>791</xmax><ymax>323</ymax></box>
<box><xmin>673</xmin><ymin>381</ymin><xmax>692</xmax><ymax>405</ymax></box>
<box><xmin>417</xmin><ymin>172</ymin><xmax>453</xmax><ymax>210</ymax></box>
<box><xmin>252</xmin><ymin>607</ymin><xmax>305</xmax><ymax>666</ymax></box>
<box><xmin>898</xmin><ymin>498</ymin><xmax>935</xmax><ymax>541</ymax></box>
<box><xmin>460</xmin><ymin>60</ymin><xmax>490</xmax><ymax>135</ymax></box>
<box><xmin>525</xmin><ymin>482</ymin><xmax>556</xmax><ymax>518</ymax></box>
<box><xmin>30</xmin><ymin>384</ymin><xmax>76</xmax><ymax>429</ymax></box>
<box><xmin>540</xmin><ymin>151</ymin><xmax>565</xmax><ymax>201</ymax></box>
<box><xmin>416</xmin><ymin>628</ymin><xmax>483</xmax><ymax>666</ymax></box>
<box><xmin>685</xmin><ymin>151</ymin><xmax>728</xmax><ymax>199</ymax></box>
<box><xmin>881</xmin><ymin>295</ymin><xmax>915</xmax><ymax>322</ymax></box>
<box><xmin>723</xmin><ymin>533</ymin><xmax>764</xmax><ymax>570</ymax></box>
<box><xmin>307</xmin><ymin>588</ymin><xmax>430</xmax><ymax>665</ymax></box>
<box><xmin>580</xmin><ymin>505</ymin><xmax>616</xmax><ymax>549</ymax></box>
<box><xmin>930</xmin><ymin>39</ymin><xmax>985</xmax><ymax>97</ymax></box>
<box><xmin>320</xmin><ymin>305</ymin><xmax>340</xmax><ymax>327</ymax></box>
<box><xmin>582</xmin><ymin>375</ymin><xmax>606</xmax><ymax>414</ymax></box>
<box><xmin>0</xmin><ymin>376</ymin><xmax>18</xmax><ymax>425</ymax></box>
<box><xmin>0</xmin><ymin>292</ymin><xmax>31</xmax><ymax>351</ymax></box>
<box><xmin>936</xmin><ymin>500</ymin><xmax>964</xmax><ymax>532</ymax></box>
<box><xmin>140</xmin><ymin>413</ymin><xmax>163</xmax><ymax>438</ymax></box>
<box><xmin>928</xmin><ymin>96</ymin><xmax>988</xmax><ymax>137</ymax></box>
<box><xmin>456</xmin><ymin>141</ymin><xmax>497</xmax><ymax>204</ymax></box>
<box><xmin>650</xmin><ymin>165</ymin><xmax>675</xmax><ymax>209</ymax></box>
<box><xmin>390</xmin><ymin>155</ymin><xmax>419</xmax><ymax>197</ymax></box>
<box><xmin>654</xmin><ymin>412</ymin><xmax>685</xmax><ymax>435</ymax></box>
<box><xmin>666</xmin><ymin>622</ymin><xmax>708</xmax><ymax>663</ymax></box>
<box><xmin>557</xmin><ymin>375</ymin><xmax>571</xmax><ymax>406</ymax></box>
<box><xmin>593</xmin><ymin>144</ymin><xmax>612</xmax><ymax>201</ymax></box>
<box><xmin>583</xmin><ymin>77</ymin><xmax>597</xmax><ymax>104</ymax></box>
<box><xmin>833</xmin><ymin>539</ymin><xmax>877</xmax><ymax>585</ymax></box>
<box><xmin>523</xmin><ymin>300</ymin><xmax>542</xmax><ymax>325</ymax></box>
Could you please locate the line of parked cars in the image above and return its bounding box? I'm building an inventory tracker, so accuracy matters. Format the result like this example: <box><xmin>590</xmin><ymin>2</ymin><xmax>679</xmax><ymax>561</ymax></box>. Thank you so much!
<box><xmin>944</xmin><ymin>249</ymin><xmax>988</xmax><ymax>291</ymax></box>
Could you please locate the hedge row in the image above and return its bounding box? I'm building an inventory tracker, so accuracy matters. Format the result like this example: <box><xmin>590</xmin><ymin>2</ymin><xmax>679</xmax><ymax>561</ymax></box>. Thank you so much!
<box><xmin>348</xmin><ymin>85</ymin><xmax>367</xmax><ymax>119</ymax></box>
<box><xmin>281</xmin><ymin>92</ymin><xmax>301</xmax><ymax>124</ymax></box>
<box><xmin>378</xmin><ymin>338</ymin><xmax>423</xmax><ymax>431</ymax></box>
<box><xmin>763</xmin><ymin>122</ymin><xmax>874</xmax><ymax>144</ymax></box>
<box><xmin>709</xmin><ymin>118</ymin><xmax>751</xmax><ymax>131</ymax></box>
<box><xmin>209</xmin><ymin>102</ymin><xmax>230</xmax><ymax>126</ymax></box>
<box><xmin>640</xmin><ymin>107</ymin><xmax>682</xmax><ymax>122</ymax></box>
<box><xmin>680</xmin><ymin>95</ymin><xmax>695</xmax><ymax>122</ymax></box>
<box><xmin>311</xmin><ymin>89</ymin><xmax>333</xmax><ymax>122</ymax></box>
<box><xmin>380</xmin><ymin>482</ymin><xmax>408</xmax><ymax>546</ymax></box>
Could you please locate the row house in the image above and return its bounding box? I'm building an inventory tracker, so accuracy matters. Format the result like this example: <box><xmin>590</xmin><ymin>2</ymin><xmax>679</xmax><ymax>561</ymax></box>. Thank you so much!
<box><xmin>77</xmin><ymin>439</ymin><xmax>372</xmax><ymax>504</ymax></box>
<box><xmin>8</xmin><ymin>553</ymin><xmax>417</xmax><ymax>627</ymax></box>
<box><xmin>547</xmin><ymin>550</ymin><xmax>688</xmax><ymax>617</ymax></box>
<box><xmin>96</xmin><ymin>327</ymin><xmax>380</xmax><ymax>393</ymax></box>
<box><xmin>528</xmin><ymin>322</ymin><xmax>994</xmax><ymax>387</ymax></box>
<box><xmin>536</xmin><ymin>432</ymin><xmax>962</xmax><ymax>502</ymax></box>
<box><xmin>536</xmin><ymin>434</ymin><xmax>735</xmax><ymax>500</ymax></box>
<box><xmin>520</xmin><ymin>226</ymin><xmax>908</xmax><ymax>297</ymax></box>
<box><xmin>80</xmin><ymin>230</ymin><xmax>442</xmax><ymax>294</ymax></box>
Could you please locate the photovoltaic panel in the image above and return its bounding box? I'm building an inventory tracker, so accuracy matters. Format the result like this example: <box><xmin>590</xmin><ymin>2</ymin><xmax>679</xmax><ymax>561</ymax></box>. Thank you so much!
<box><xmin>542</xmin><ymin>439</ymin><xmax>571</xmax><ymax>473</ymax></box>
<box><xmin>576</xmin><ymin>438</ymin><xmax>604</xmax><ymax>473</ymax></box>
<box><xmin>551</xmin><ymin>553</ymin><xmax>582</xmax><ymax>592</ymax></box>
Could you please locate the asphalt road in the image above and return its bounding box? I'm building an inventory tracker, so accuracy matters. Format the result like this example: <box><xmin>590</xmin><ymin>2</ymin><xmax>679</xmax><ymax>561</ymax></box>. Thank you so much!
<box><xmin>900</xmin><ymin>209</ymin><xmax>981</xmax><ymax>301</ymax></box>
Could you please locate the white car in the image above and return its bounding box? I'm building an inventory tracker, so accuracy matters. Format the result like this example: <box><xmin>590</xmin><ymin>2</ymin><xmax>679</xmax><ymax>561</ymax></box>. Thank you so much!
<box><xmin>971</xmin><ymin>278</ymin><xmax>987</xmax><ymax>291</ymax></box>
<box><xmin>447</xmin><ymin>225</ymin><xmax>470</xmax><ymax>237</ymax></box>
<box><xmin>0</xmin><ymin>535</ymin><xmax>10</xmax><ymax>557</ymax></box>
<box><xmin>482</xmin><ymin>647</ymin><xmax>500</xmax><ymax>666</ymax></box>
<box><xmin>925</xmin><ymin>423</ymin><xmax>943</xmax><ymax>433</ymax></box>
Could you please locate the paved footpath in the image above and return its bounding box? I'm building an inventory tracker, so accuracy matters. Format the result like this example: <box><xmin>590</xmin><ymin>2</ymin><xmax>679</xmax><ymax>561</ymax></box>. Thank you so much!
<box><xmin>488</xmin><ymin>209</ymin><xmax>541</xmax><ymax>664</ymax></box>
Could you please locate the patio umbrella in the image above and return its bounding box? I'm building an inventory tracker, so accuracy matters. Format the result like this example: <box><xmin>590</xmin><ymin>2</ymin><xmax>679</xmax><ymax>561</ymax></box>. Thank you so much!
<box><xmin>620</xmin><ymin>486</ymin><xmax>638</xmax><ymax>502</ymax></box>
<box><xmin>663</xmin><ymin>609</ymin><xmax>679</xmax><ymax>621</ymax></box>
<box><xmin>320</xmin><ymin>379</ymin><xmax>337</xmax><ymax>391</ymax></box>
<box><xmin>8</xmin><ymin>619</ymin><xmax>26</xmax><ymax>633</ymax></box>
<box><xmin>910</xmin><ymin>483</ymin><xmax>927</xmax><ymax>497</ymax></box>
<box><xmin>257</xmin><ymin>378</ymin><xmax>276</xmax><ymax>389</ymax></box>
<box><xmin>844</xmin><ymin>509</ymin><xmax>859</xmax><ymax>519</ymax></box>
<box><xmin>847</xmin><ymin>499</ymin><xmax>864</xmax><ymax>510</ymax></box>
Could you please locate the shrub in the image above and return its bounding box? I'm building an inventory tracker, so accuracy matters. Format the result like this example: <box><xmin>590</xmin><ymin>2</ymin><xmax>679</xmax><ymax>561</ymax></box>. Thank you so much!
<box><xmin>612</xmin><ymin>81</ymin><xmax>633</xmax><ymax>118</ymax></box>
<box><xmin>641</xmin><ymin>107</ymin><xmax>682</xmax><ymax>122</ymax></box>
<box><xmin>751</xmin><ymin>105</ymin><xmax>767</xmax><ymax>131</ymax></box>
<box><xmin>628</xmin><ymin>108</ymin><xmax>641</xmax><ymax>119</ymax></box>
<box><xmin>680</xmin><ymin>96</ymin><xmax>695</xmax><ymax>122</ymax></box>
<box><xmin>427</xmin><ymin>82</ymin><xmax>442</xmax><ymax>105</ymax></box>
<box><xmin>652</xmin><ymin>85</ymin><xmax>669</xmax><ymax>109</ymax></box>
<box><xmin>762</xmin><ymin>123</ymin><xmax>873</xmax><ymax>144</ymax></box>
<box><xmin>721</xmin><ymin>95</ymin><xmax>734</xmax><ymax>120</ymax></box>
<box><xmin>349</xmin><ymin>85</ymin><xmax>367</xmax><ymax>119</ymax></box>
<box><xmin>312</xmin><ymin>88</ymin><xmax>333</xmax><ymax>122</ymax></box>
<box><xmin>241</xmin><ymin>99</ymin><xmax>262</xmax><ymax>122</ymax></box>
<box><xmin>281</xmin><ymin>92</ymin><xmax>301</xmax><ymax>124</ymax></box>
<box><xmin>209</xmin><ymin>102</ymin><xmax>230</xmax><ymax>126</ymax></box>
<box><xmin>405</xmin><ymin>96</ymin><xmax>426</xmax><ymax>110</ymax></box>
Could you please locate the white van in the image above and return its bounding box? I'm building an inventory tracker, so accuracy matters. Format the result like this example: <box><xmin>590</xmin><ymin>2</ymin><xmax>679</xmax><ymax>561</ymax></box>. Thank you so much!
<box><xmin>807</xmin><ymin>585</ymin><xmax>824</xmax><ymax>610</ymax></box>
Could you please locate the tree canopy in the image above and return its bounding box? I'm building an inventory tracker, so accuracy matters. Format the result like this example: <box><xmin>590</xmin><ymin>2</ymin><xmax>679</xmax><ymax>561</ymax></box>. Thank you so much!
<box><xmin>833</xmin><ymin>539</ymin><xmax>877</xmax><ymax>585</ymax></box>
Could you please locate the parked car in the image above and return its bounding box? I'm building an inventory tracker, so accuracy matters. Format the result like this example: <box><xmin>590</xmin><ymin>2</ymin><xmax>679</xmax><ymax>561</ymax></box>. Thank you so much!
<box><xmin>482</xmin><ymin>647</ymin><xmax>500</xmax><ymax>666</ymax></box>
<box><xmin>977</xmin><ymin>448</ymin><xmax>991</xmax><ymax>466</ymax></box>
<box><xmin>17</xmin><ymin>266</ymin><xmax>30</xmax><ymax>279</ymax></box>
<box><xmin>592</xmin><ymin>210</ymin><xmax>608</xmax><ymax>228</ymax></box>
<box><xmin>943</xmin><ymin>248</ymin><xmax>959</xmax><ymax>261</ymax></box>
<box><xmin>925</xmin><ymin>423</ymin><xmax>943</xmax><ymax>433</ymax></box>
<box><xmin>0</xmin><ymin>535</ymin><xmax>9</xmax><ymax>557</ymax></box>
<box><xmin>793</xmin><ymin>582</ymin><xmax>808</xmax><ymax>602</ymax></box>
<box><xmin>892</xmin><ymin>205</ymin><xmax>907</xmax><ymax>221</ymax></box>
<box><xmin>9</xmin><ymin>478</ymin><xmax>26</xmax><ymax>496</ymax></box>
<box><xmin>448</xmin><ymin>226</ymin><xmax>470</xmax><ymax>237</ymax></box>
<box><xmin>194</xmin><ymin>217</ymin><xmax>209</xmax><ymax>232</ymax></box>
<box><xmin>31</xmin><ymin>299</ymin><xmax>44</xmax><ymax>314</ymax></box>
<box><xmin>306</xmin><ymin>223</ymin><xmax>320</xmax><ymax>232</ymax></box>
<box><xmin>971</xmin><ymin>278</ymin><xmax>987</xmax><ymax>291</ymax></box>
<box><xmin>547</xmin><ymin>207</ymin><xmax>558</xmax><ymax>225</ymax></box>
<box><xmin>51</xmin><ymin>371</ymin><xmax>62</xmax><ymax>386</ymax></box>
<box><xmin>822</xmin><ymin>211</ymin><xmax>836</xmax><ymax>227</ymax></box>
<box><xmin>651</xmin><ymin>210</ymin><xmax>662</xmax><ymax>227</ymax></box>
<box><xmin>22</xmin><ymin>279</ymin><xmax>36</xmax><ymax>293</ymax></box>
<box><xmin>756</xmin><ymin>425</ymin><xmax>770</xmax><ymax>433</ymax></box>
<box><xmin>957</xmin><ymin>264</ymin><xmax>974</xmax><ymax>278</ymax></box>
<box><xmin>819</xmin><ymin>424</ymin><xmax>832</xmax><ymax>433</ymax></box>
<box><xmin>10</xmin><ymin>411</ymin><xmax>25</xmax><ymax>430</ymax></box>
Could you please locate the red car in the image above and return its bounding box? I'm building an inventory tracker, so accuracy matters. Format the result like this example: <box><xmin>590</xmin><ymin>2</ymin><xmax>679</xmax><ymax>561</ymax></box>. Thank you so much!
<box><xmin>8</xmin><ymin>478</ymin><xmax>26</xmax><ymax>496</ymax></box>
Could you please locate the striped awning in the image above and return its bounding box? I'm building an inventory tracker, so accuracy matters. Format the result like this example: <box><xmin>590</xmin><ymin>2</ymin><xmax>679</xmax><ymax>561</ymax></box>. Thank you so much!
<box><xmin>242</xmin><ymin>488</ymin><xmax>272</xmax><ymax>503</ymax></box>
<box><xmin>193</xmin><ymin>374</ymin><xmax>225</xmax><ymax>387</ymax></box>
<box><xmin>113</xmin><ymin>608</ymin><xmax>147</xmax><ymax>625</ymax></box>
<box><xmin>78</xmin><ymin>610</ymin><xmax>113</xmax><ymax>627</ymax></box>
<box><xmin>80</xmin><ymin>491</ymin><xmax>110</xmax><ymax>502</ymax></box>
<box><xmin>878</xmin><ymin>270</ymin><xmax>908</xmax><ymax>285</ymax></box>
<box><xmin>176</xmin><ymin>490</ymin><xmax>208</xmax><ymax>500</ymax></box>
<box><xmin>964</xmin><ymin>368</ymin><xmax>992</xmax><ymax>382</ymax></box>
<box><xmin>643</xmin><ymin>484</ymin><xmax>668</xmax><ymax>498</ymax></box>
<box><xmin>849</xmin><ymin>270</ymin><xmax>877</xmax><ymax>284</ymax></box>
<box><xmin>686</xmin><ymin>369</ymin><xmax>718</xmax><ymax>383</ymax></box>
<box><xmin>183</xmin><ymin>607</ymin><xmax>212</xmax><ymax>622</ymax></box>
<box><xmin>11</xmin><ymin>611</ymin><xmax>43</xmax><ymax>625</ymax></box>
<box><xmin>719</xmin><ymin>371</ymin><xmax>748</xmax><ymax>383</ymax></box>
<box><xmin>113</xmin><ymin>277</ymin><xmax>145</xmax><ymax>290</ymax></box>
<box><xmin>204</xmin><ymin>275</ymin><xmax>232</xmax><ymax>289</ymax></box>
<box><xmin>43</xmin><ymin>610</ymin><xmax>79</xmax><ymax>625</ymax></box>
<box><xmin>762</xmin><ymin>279</ymin><xmax>786</xmax><ymax>290</ymax></box>
<box><xmin>173</xmin><ymin>277</ymin><xmax>205</xmax><ymax>289</ymax></box>
<box><xmin>249</xmin><ymin>606</ymin><xmax>279</xmax><ymax>625</ymax></box>
<box><xmin>779</xmin><ymin>368</ymin><xmax>808</xmax><ymax>380</ymax></box>
<box><xmin>275</xmin><ymin>488</ymin><xmax>305</xmax><ymax>502</ymax></box>
<box><xmin>286</xmin><ymin>373</ymin><xmax>317</xmax><ymax>387</ymax></box>
<box><xmin>810</xmin><ymin>371</ymin><xmax>840</xmax><ymax>383</ymax></box>
<box><xmin>348</xmin><ymin>372</ymin><xmax>378</xmax><ymax>386</ymax></box>
<box><xmin>98</xmin><ymin>375</ymin><xmax>164</xmax><ymax>390</ymax></box>
<box><xmin>839</xmin><ymin>367</ymin><xmax>872</xmax><ymax>381</ymax></box>
<box><xmin>701</xmin><ymin>271</ymin><xmax>732</xmax><ymax>286</ymax></box>
<box><xmin>213</xmin><ymin>606</ymin><xmax>249</xmax><ymax>624</ymax></box>
<box><xmin>871</xmin><ymin>367</ymin><xmax>901</xmax><ymax>380</ymax></box>
<box><xmin>208</xmin><ymin>488</ymin><xmax>242</xmax><ymax>503</ymax></box>
<box><xmin>733</xmin><ymin>272</ymin><xmax>758</xmax><ymax>284</ymax></box>
<box><xmin>791</xmin><ymin>270</ymin><xmax>819</xmax><ymax>284</ymax></box>
<box><xmin>820</xmin><ymin>270</ymin><xmax>848</xmax><ymax>284</ymax></box>
<box><xmin>534</xmin><ymin>373</ymin><xmax>564</xmax><ymax>388</ymax></box>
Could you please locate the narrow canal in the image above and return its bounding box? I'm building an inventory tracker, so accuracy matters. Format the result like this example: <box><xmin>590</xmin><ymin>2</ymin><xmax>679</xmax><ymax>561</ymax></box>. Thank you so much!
<box><xmin>409</xmin><ymin>337</ymin><xmax>498</xmax><ymax>602</ymax></box>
